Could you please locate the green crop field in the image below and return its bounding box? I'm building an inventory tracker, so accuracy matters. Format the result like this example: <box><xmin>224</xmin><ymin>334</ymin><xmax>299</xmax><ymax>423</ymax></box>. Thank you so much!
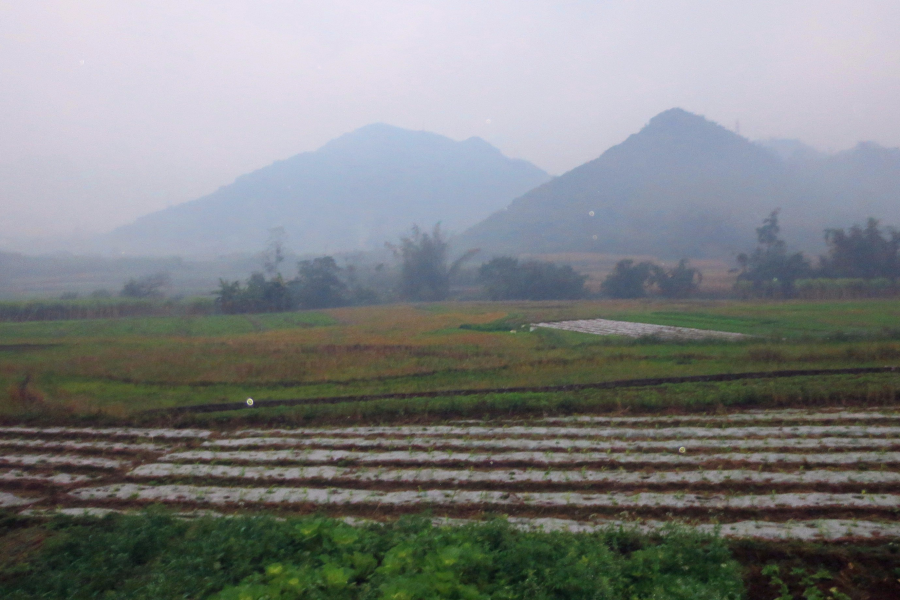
<box><xmin>1</xmin><ymin>299</ymin><xmax>899</xmax><ymax>423</ymax></box>
<box><xmin>3</xmin><ymin>298</ymin><xmax>900</xmax><ymax>599</ymax></box>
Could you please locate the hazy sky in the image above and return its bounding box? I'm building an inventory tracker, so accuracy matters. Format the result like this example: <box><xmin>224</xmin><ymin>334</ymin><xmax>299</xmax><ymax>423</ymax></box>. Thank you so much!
<box><xmin>2</xmin><ymin>0</ymin><xmax>899</xmax><ymax>245</ymax></box>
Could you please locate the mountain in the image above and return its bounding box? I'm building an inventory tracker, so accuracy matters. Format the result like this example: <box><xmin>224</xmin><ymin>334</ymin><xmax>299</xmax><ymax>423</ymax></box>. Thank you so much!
<box><xmin>103</xmin><ymin>124</ymin><xmax>550</xmax><ymax>257</ymax></box>
<box><xmin>458</xmin><ymin>109</ymin><xmax>900</xmax><ymax>258</ymax></box>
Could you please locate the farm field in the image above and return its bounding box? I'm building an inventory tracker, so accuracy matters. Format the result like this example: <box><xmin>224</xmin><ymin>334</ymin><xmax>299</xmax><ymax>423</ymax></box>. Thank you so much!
<box><xmin>2</xmin><ymin>299</ymin><xmax>900</xmax><ymax>597</ymax></box>
<box><xmin>2</xmin><ymin>407</ymin><xmax>900</xmax><ymax>597</ymax></box>
<box><xmin>0</xmin><ymin>407</ymin><xmax>900</xmax><ymax>540</ymax></box>
<box><xmin>2</xmin><ymin>407</ymin><xmax>900</xmax><ymax>539</ymax></box>
<box><xmin>2</xmin><ymin>299</ymin><xmax>900</xmax><ymax>421</ymax></box>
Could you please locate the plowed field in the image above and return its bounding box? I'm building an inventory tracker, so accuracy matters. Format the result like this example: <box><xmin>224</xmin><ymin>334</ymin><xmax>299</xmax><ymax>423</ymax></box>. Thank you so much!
<box><xmin>3</xmin><ymin>406</ymin><xmax>900</xmax><ymax>541</ymax></box>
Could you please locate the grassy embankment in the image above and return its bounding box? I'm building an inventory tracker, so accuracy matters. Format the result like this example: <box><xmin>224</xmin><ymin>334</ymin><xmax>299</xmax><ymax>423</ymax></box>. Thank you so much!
<box><xmin>1</xmin><ymin>299</ymin><xmax>899</xmax><ymax>424</ymax></box>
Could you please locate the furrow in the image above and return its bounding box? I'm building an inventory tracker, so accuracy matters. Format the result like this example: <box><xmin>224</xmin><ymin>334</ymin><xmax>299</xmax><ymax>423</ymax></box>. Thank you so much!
<box><xmin>509</xmin><ymin>517</ymin><xmax>900</xmax><ymax>541</ymax></box>
<box><xmin>540</xmin><ymin>409</ymin><xmax>900</xmax><ymax>424</ymax></box>
<box><xmin>16</xmin><ymin>504</ymin><xmax>899</xmax><ymax>541</ymax></box>
<box><xmin>203</xmin><ymin>436</ymin><xmax>898</xmax><ymax>451</ymax></box>
<box><xmin>128</xmin><ymin>463</ymin><xmax>900</xmax><ymax>487</ymax></box>
<box><xmin>160</xmin><ymin>449</ymin><xmax>900</xmax><ymax>466</ymax></box>
<box><xmin>0</xmin><ymin>491</ymin><xmax>38</xmax><ymax>507</ymax></box>
<box><xmin>0</xmin><ymin>426</ymin><xmax>211</xmax><ymax>439</ymax></box>
<box><xmin>239</xmin><ymin>425</ymin><xmax>900</xmax><ymax>438</ymax></box>
<box><xmin>0</xmin><ymin>438</ymin><xmax>164</xmax><ymax>452</ymax></box>
<box><xmin>0</xmin><ymin>469</ymin><xmax>93</xmax><ymax>485</ymax></box>
<box><xmin>0</xmin><ymin>453</ymin><xmax>124</xmax><ymax>469</ymax></box>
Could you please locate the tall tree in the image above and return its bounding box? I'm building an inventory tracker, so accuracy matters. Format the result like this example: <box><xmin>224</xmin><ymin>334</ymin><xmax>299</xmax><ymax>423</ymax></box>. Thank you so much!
<box><xmin>390</xmin><ymin>224</ymin><xmax>477</xmax><ymax>302</ymax></box>
<box><xmin>651</xmin><ymin>259</ymin><xmax>703</xmax><ymax>298</ymax></box>
<box><xmin>820</xmin><ymin>218</ymin><xmax>900</xmax><ymax>279</ymax></box>
<box><xmin>479</xmin><ymin>257</ymin><xmax>586</xmax><ymax>300</ymax></box>
<box><xmin>600</xmin><ymin>260</ymin><xmax>656</xmax><ymax>299</ymax></box>
<box><xmin>291</xmin><ymin>256</ymin><xmax>347</xmax><ymax>309</ymax></box>
<box><xmin>736</xmin><ymin>210</ymin><xmax>811</xmax><ymax>297</ymax></box>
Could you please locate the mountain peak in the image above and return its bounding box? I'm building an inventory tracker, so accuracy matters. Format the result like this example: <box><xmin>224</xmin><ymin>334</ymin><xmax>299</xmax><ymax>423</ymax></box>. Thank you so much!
<box><xmin>318</xmin><ymin>123</ymin><xmax>450</xmax><ymax>154</ymax></box>
<box><xmin>459</xmin><ymin>108</ymin><xmax>788</xmax><ymax>259</ymax></box>
<box><xmin>646</xmin><ymin>107</ymin><xmax>707</xmax><ymax>128</ymax></box>
<box><xmin>638</xmin><ymin>108</ymin><xmax>741</xmax><ymax>144</ymax></box>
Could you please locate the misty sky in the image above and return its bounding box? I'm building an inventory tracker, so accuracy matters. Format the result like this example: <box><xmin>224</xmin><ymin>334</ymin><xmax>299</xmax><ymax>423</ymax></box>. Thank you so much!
<box><xmin>2</xmin><ymin>1</ymin><xmax>899</xmax><ymax>246</ymax></box>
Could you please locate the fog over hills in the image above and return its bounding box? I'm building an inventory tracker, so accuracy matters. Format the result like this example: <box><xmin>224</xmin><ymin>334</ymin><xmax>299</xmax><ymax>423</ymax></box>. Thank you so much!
<box><xmin>458</xmin><ymin>109</ymin><xmax>900</xmax><ymax>259</ymax></box>
<box><xmin>103</xmin><ymin>124</ymin><xmax>550</xmax><ymax>257</ymax></box>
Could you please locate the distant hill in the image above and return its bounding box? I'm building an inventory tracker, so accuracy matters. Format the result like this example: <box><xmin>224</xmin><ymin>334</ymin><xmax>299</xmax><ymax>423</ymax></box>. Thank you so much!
<box><xmin>458</xmin><ymin>109</ymin><xmax>900</xmax><ymax>258</ymax></box>
<box><xmin>103</xmin><ymin>124</ymin><xmax>550</xmax><ymax>257</ymax></box>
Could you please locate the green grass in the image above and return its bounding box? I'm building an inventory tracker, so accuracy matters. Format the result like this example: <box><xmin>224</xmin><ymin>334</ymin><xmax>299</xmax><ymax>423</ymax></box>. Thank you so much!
<box><xmin>0</xmin><ymin>310</ymin><xmax>336</xmax><ymax>340</ymax></box>
<box><xmin>0</xmin><ymin>512</ymin><xmax>744</xmax><ymax>600</ymax></box>
<box><xmin>149</xmin><ymin>372</ymin><xmax>900</xmax><ymax>429</ymax></box>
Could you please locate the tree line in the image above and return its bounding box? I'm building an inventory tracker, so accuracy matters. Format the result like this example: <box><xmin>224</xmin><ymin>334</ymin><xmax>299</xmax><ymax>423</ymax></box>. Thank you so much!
<box><xmin>213</xmin><ymin>224</ymin><xmax>591</xmax><ymax>313</ymax></box>
<box><xmin>596</xmin><ymin>211</ymin><xmax>900</xmax><ymax>300</ymax></box>
<box><xmin>735</xmin><ymin>211</ymin><xmax>900</xmax><ymax>298</ymax></box>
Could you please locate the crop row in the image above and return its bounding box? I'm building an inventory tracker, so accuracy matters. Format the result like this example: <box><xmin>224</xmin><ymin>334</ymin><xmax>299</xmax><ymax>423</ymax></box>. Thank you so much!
<box><xmin>159</xmin><ymin>449</ymin><xmax>900</xmax><ymax>466</ymax></box>
<box><xmin>0</xmin><ymin>468</ymin><xmax>93</xmax><ymax>485</ymax></box>
<box><xmin>0</xmin><ymin>426</ymin><xmax>211</xmax><ymax>439</ymax></box>
<box><xmin>240</xmin><ymin>424</ymin><xmax>900</xmax><ymax>438</ymax></box>
<box><xmin>541</xmin><ymin>409</ymin><xmax>900</xmax><ymax>423</ymax></box>
<box><xmin>4</xmin><ymin>416</ymin><xmax>900</xmax><ymax>541</ymax></box>
<box><xmin>203</xmin><ymin>435</ymin><xmax>897</xmax><ymax>451</ymax></box>
<box><xmin>1</xmin><ymin>406</ymin><xmax>898</xmax><ymax>442</ymax></box>
<box><xmin>0</xmin><ymin>438</ymin><xmax>163</xmax><ymax>452</ymax></box>
<box><xmin>0</xmin><ymin>453</ymin><xmax>125</xmax><ymax>469</ymax></box>
<box><xmin>9</xmin><ymin>504</ymin><xmax>899</xmax><ymax>542</ymax></box>
<box><xmin>68</xmin><ymin>483</ymin><xmax>899</xmax><ymax>510</ymax></box>
<box><xmin>128</xmin><ymin>463</ymin><xmax>900</xmax><ymax>486</ymax></box>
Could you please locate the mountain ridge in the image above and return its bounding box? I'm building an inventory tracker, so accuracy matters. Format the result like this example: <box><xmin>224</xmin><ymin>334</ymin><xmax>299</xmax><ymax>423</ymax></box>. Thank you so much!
<box><xmin>103</xmin><ymin>124</ymin><xmax>550</xmax><ymax>257</ymax></box>
<box><xmin>457</xmin><ymin>109</ymin><xmax>900</xmax><ymax>258</ymax></box>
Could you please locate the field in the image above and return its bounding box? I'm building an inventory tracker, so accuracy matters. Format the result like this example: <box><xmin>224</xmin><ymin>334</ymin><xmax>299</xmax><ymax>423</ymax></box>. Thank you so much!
<box><xmin>2</xmin><ymin>299</ymin><xmax>900</xmax><ymax>421</ymax></box>
<box><xmin>2</xmin><ymin>298</ymin><xmax>900</xmax><ymax>598</ymax></box>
